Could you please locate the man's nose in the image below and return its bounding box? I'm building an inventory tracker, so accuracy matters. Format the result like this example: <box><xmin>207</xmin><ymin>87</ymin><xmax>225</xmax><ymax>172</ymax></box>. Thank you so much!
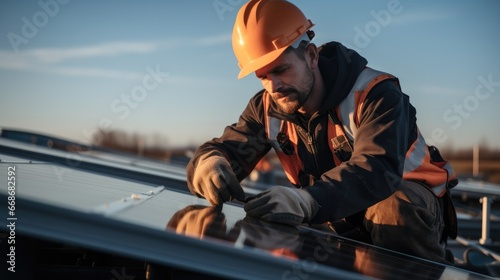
<box><xmin>267</xmin><ymin>74</ymin><xmax>282</xmax><ymax>93</ymax></box>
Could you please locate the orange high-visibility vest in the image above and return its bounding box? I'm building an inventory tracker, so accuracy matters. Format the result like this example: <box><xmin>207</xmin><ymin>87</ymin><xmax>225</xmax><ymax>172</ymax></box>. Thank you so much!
<box><xmin>263</xmin><ymin>68</ymin><xmax>457</xmax><ymax>196</ymax></box>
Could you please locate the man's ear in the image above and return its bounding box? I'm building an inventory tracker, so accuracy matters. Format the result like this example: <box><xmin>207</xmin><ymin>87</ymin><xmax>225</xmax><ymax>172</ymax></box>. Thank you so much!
<box><xmin>306</xmin><ymin>43</ymin><xmax>319</xmax><ymax>69</ymax></box>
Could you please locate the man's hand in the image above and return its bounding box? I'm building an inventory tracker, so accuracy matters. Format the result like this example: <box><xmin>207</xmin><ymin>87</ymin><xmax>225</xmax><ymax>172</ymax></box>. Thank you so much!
<box><xmin>244</xmin><ymin>186</ymin><xmax>319</xmax><ymax>226</ymax></box>
<box><xmin>191</xmin><ymin>153</ymin><xmax>245</xmax><ymax>206</ymax></box>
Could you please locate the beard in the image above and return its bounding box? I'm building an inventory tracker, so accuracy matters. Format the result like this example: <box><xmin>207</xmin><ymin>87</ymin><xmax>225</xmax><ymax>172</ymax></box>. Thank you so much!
<box><xmin>272</xmin><ymin>67</ymin><xmax>315</xmax><ymax>115</ymax></box>
<box><xmin>273</xmin><ymin>89</ymin><xmax>304</xmax><ymax>115</ymax></box>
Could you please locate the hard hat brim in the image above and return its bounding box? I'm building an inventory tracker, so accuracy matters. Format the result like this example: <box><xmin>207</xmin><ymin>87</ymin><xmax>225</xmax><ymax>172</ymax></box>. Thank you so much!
<box><xmin>237</xmin><ymin>46</ymin><xmax>287</xmax><ymax>79</ymax></box>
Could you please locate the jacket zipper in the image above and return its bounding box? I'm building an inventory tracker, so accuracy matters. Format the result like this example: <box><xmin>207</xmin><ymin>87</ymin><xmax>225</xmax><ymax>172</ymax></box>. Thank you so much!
<box><xmin>306</xmin><ymin>114</ymin><xmax>321</xmax><ymax>178</ymax></box>
<box><xmin>272</xmin><ymin>110</ymin><xmax>323</xmax><ymax>179</ymax></box>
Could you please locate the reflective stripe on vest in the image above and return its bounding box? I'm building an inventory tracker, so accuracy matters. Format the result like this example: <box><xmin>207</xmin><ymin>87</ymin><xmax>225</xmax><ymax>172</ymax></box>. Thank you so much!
<box><xmin>263</xmin><ymin>68</ymin><xmax>456</xmax><ymax>195</ymax></box>
<box><xmin>263</xmin><ymin>96</ymin><xmax>305</xmax><ymax>184</ymax></box>
<box><xmin>402</xmin><ymin>131</ymin><xmax>456</xmax><ymax>196</ymax></box>
<box><xmin>337</xmin><ymin>68</ymin><xmax>396</xmax><ymax>141</ymax></box>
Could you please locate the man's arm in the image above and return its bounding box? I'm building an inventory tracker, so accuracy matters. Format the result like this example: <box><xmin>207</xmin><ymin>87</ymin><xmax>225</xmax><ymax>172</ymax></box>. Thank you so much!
<box><xmin>186</xmin><ymin>91</ymin><xmax>272</xmax><ymax>205</ymax></box>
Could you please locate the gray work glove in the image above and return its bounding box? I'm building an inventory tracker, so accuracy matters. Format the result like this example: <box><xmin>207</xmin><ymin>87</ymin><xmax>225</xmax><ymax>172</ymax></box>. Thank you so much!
<box><xmin>244</xmin><ymin>185</ymin><xmax>319</xmax><ymax>226</ymax></box>
<box><xmin>191</xmin><ymin>153</ymin><xmax>245</xmax><ymax>206</ymax></box>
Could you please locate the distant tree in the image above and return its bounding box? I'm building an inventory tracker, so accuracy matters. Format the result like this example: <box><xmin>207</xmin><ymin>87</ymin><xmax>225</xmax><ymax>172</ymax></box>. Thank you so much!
<box><xmin>91</xmin><ymin>129</ymin><xmax>172</xmax><ymax>160</ymax></box>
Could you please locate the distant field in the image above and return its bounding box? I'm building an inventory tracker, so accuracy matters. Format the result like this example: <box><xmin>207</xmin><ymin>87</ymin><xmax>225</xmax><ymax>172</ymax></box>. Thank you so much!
<box><xmin>449</xmin><ymin>160</ymin><xmax>500</xmax><ymax>184</ymax></box>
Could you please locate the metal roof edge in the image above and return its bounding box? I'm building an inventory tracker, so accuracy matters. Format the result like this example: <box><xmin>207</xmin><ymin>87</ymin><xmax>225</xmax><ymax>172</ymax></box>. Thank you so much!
<box><xmin>2</xmin><ymin>193</ymin><xmax>370</xmax><ymax>280</ymax></box>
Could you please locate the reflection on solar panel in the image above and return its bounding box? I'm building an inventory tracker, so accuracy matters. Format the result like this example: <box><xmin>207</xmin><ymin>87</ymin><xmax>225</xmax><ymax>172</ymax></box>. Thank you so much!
<box><xmin>0</xmin><ymin>138</ymin><xmax>495</xmax><ymax>279</ymax></box>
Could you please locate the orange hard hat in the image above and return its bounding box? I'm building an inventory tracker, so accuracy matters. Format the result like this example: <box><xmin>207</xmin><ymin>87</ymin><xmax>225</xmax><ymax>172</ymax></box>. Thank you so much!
<box><xmin>232</xmin><ymin>0</ymin><xmax>315</xmax><ymax>79</ymax></box>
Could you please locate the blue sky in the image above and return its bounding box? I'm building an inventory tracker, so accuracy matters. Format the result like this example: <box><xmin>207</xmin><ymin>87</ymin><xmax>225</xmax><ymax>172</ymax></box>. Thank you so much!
<box><xmin>1</xmin><ymin>0</ymin><xmax>499</xmax><ymax>150</ymax></box>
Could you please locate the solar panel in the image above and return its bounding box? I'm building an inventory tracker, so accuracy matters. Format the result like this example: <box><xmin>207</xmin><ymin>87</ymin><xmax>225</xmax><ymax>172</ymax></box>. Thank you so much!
<box><xmin>0</xmin><ymin>139</ymin><xmax>495</xmax><ymax>279</ymax></box>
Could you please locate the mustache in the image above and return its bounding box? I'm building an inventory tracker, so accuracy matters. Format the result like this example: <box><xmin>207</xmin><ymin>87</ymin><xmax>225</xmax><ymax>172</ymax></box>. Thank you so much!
<box><xmin>276</xmin><ymin>88</ymin><xmax>298</xmax><ymax>96</ymax></box>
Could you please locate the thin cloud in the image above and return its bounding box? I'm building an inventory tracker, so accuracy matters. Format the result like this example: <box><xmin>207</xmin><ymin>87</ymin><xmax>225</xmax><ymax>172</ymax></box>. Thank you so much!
<box><xmin>0</xmin><ymin>41</ymin><xmax>158</xmax><ymax>65</ymax></box>
<box><xmin>0</xmin><ymin>34</ymin><xmax>230</xmax><ymax>79</ymax></box>
<box><xmin>30</xmin><ymin>42</ymin><xmax>158</xmax><ymax>63</ymax></box>
<box><xmin>0</xmin><ymin>44</ymin><xmax>149</xmax><ymax>80</ymax></box>
<box><xmin>391</xmin><ymin>11</ymin><xmax>452</xmax><ymax>26</ymax></box>
<box><xmin>418</xmin><ymin>85</ymin><xmax>467</xmax><ymax>97</ymax></box>
<box><xmin>196</xmin><ymin>33</ymin><xmax>231</xmax><ymax>46</ymax></box>
<box><xmin>157</xmin><ymin>33</ymin><xmax>231</xmax><ymax>49</ymax></box>
<box><xmin>0</xmin><ymin>50</ymin><xmax>144</xmax><ymax>79</ymax></box>
<box><xmin>46</xmin><ymin>66</ymin><xmax>144</xmax><ymax>80</ymax></box>
<box><xmin>163</xmin><ymin>74</ymin><xmax>222</xmax><ymax>86</ymax></box>
<box><xmin>0</xmin><ymin>50</ymin><xmax>31</xmax><ymax>70</ymax></box>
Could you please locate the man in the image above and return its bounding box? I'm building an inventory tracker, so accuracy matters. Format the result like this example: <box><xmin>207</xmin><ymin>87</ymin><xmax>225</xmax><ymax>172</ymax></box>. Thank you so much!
<box><xmin>186</xmin><ymin>0</ymin><xmax>458</xmax><ymax>264</ymax></box>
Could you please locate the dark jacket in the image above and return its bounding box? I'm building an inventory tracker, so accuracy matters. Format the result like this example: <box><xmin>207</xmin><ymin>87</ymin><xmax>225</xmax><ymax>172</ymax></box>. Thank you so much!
<box><xmin>186</xmin><ymin>42</ymin><xmax>418</xmax><ymax>224</ymax></box>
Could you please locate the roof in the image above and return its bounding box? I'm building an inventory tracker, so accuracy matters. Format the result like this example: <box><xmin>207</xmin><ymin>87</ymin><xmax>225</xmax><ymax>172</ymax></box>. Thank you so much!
<box><xmin>0</xmin><ymin>137</ymin><xmax>494</xmax><ymax>279</ymax></box>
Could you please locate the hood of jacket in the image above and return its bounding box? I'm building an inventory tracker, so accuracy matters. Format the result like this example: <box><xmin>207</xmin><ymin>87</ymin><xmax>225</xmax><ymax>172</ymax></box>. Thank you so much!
<box><xmin>317</xmin><ymin>41</ymin><xmax>368</xmax><ymax>113</ymax></box>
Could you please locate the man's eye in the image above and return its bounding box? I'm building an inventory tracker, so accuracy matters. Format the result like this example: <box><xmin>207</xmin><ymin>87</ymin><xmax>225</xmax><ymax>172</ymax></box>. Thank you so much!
<box><xmin>275</xmin><ymin>67</ymin><xmax>288</xmax><ymax>74</ymax></box>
